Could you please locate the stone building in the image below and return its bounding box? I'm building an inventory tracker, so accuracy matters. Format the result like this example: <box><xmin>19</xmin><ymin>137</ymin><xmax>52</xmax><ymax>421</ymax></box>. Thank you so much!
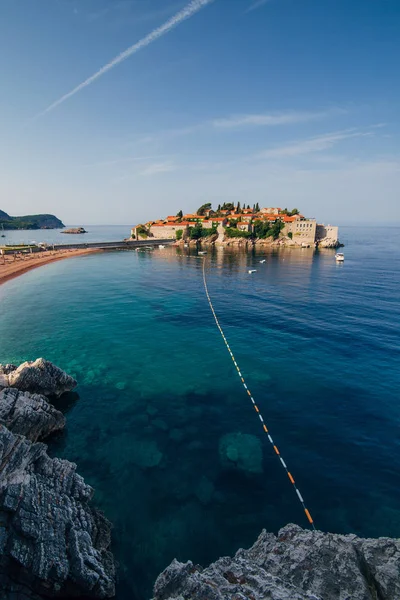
<box><xmin>283</xmin><ymin>218</ymin><xmax>317</xmax><ymax>244</ymax></box>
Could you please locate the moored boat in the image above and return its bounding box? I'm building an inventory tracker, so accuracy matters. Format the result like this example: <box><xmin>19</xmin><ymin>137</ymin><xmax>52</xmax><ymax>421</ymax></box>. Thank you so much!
<box><xmin>335</xmin><ymin>253</ymin><xmax>344</xmax><ymax>262</ymax></box>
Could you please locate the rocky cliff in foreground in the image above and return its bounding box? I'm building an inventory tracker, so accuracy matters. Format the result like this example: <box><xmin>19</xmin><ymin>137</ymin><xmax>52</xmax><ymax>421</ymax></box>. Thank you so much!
<box><xmin>0</xmin><ymin>359</ymin><xmax>116</xmax><ymax>599</ymax></box>
<box><xmin>153</xmin><ymin>524</ymin><xmax>400</xmax><ymax>600</ymax></box>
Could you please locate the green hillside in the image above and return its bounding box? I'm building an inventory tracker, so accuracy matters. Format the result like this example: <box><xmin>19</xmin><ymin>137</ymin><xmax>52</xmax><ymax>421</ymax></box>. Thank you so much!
<box><xmin>0</xmin><ymin>210</ymin><xmax>65</xmax><ymax>230</ymax></box>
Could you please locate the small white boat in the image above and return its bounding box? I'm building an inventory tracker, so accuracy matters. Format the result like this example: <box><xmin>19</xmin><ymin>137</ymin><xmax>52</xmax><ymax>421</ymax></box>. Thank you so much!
<box><xmin>198</xmin><ymin>251</ymin><xmax>207</xmax><ymax>255</ymax></box>
<box><xmin>335</xmin><ymin>253</ymin><xmax>344</xmax><ymax>262</ymax></box>
<box><xmin>184</xmin><ymin>244</ymin><xmax>188</xmax><ymax>247</ymax></box>
<box><xmin>259</xmin><ymin>259</ymin><xmax>266</xmax><ymax>263</ymax></box>
<box><xmin>248</xmin><ymin>269</ymin><xmax>257</xmax><ymax>274</ymax></box>
<box><xmin>158</xmin><ymin>245</ymin><xmax>165</xmax><ymax>249</ymax></box>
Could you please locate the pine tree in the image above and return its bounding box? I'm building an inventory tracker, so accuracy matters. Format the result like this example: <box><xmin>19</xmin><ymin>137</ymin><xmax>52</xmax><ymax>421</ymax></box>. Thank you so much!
<box><xmin>255</xmin><ymin>202</ymin><xmax>260</xmax><ymax>212</ymax></box>
<box><xmin>217</xmin><ymin>204</ymin><xmax>221</xmax><ymax>212</ymax></box>
<box><xmin>176</xmin><ymin>210</ymin><xmax>183</xmax><ymax>218</ymax></box>
<box><xmin>237</xmin><ymin>201</ymin><xmax>241</xmax><ymax>212</ymax></box>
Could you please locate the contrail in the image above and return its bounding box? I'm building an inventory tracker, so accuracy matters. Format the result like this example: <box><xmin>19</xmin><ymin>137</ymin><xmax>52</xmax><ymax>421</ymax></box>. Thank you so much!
<box><xmin>33</xmin><ymin>0</ymin><xmax>215</xmax><ymax>120</ymax></box>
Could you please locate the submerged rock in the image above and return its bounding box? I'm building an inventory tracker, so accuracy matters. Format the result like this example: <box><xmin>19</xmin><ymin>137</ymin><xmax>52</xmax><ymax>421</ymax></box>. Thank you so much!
<box><xmin>0</xmin><ymin>358</ymin><xmax>77</xmax><ymax>397</ymax></box>
<box><xmin>0</xmin><ymin>424</ymin><xmax>115</xmax><ymax>599</ymax></box>
<box><xmin>0</xmin><ymin>387</ymin><xmax>65</xmax><ymax>441</ymax></box>
<box><xmin>132</xmin><ymin>439</ymin><xmax>163</xmax><ymax>469</ymax></box>
<box><xmin>153</xmin><ymin>523</ymin><xmax>400</xmax><ymax>600</ymax></box>
<box><xmin>219</xmin><ymin>432</ymin><xmax>263</xmax><ymax>474</ymax></box>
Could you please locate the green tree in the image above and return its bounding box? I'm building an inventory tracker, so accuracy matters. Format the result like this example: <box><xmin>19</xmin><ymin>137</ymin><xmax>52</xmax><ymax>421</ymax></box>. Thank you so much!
<box><xmin>255</xmin><ymin>202</ymin><xmax>260</xmax><ymax>212</ymax></box>
<box><xmin>217</xmin><ymin>204</ymin><xmax>221</xmax><ymax>212</ymax></box>
<box><xmin>228</xmin><ymin>219</ymin><xmax>238</xmax><ymax>228</ymax></box>
<box><xmin>290</xmin><ymin>208</ymin><xmax>299</xmax><ymax>216</ymax></box>
<box><xmin>288</xmin><ymin>231</ymin><xmax>293</xmax><ymax>239</ymax></box>
<box><xmin>176</xmin><ymin>229</ymin><xmax>183</xmax><ymax>240</ymax></box>
<box><xmin>135</xmin><ymin>225</ymin><xmax>149</xmax><ymax>238</ymax></box>
<box><xmin>254</xmin><ymin>220</ymin><xmax>270</xmax><ymax>239</ymax></box>
<box><xmin>224</xmin><ymin>228</ymin><xmax>252</xmax><ymax>239</ymax></box>
<box><xmin>197</xmin><ymin>203</ymin><xmax>212</xmax><ymax>216</ymax></box>
<box><xmin>189</xmin><ymin>223</ymin><xmax>203</xmax><ymax>239</ymax></box>
<box><xmin>176</xmin><ymin>210</ymin><xmax>183</xmax><ymax>218</ymax></box>
<box><xmin>221</xmin><ymin>202</ymin><xmax>234</xmax><ymax>211</ymax></box>
<box><xmin>237</xmin><ymin>201</ymin><xmax>241</xmax><ymax>212</ymax></box>
<box><xmin>269</xmin><ymin>220</ymin><xmax>285</xmax><ymax>240</ymax></box>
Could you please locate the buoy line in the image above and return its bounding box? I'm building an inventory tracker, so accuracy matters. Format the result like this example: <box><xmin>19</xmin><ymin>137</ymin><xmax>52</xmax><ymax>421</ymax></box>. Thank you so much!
<box><xmin>202</xmin><ymin>256</ymin><xmax>316</xmax><ymax>530</ymax></box>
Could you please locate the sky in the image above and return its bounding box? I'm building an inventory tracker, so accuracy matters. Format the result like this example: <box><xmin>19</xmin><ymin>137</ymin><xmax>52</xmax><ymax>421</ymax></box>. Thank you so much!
<box><xmin>0</xmin><ymin>0</ymin><xmax>399</xmax><ymax>225</ymax></box>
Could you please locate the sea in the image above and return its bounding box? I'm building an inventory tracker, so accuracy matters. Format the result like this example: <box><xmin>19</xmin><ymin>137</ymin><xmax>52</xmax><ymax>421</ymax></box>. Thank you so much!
<box><xmin>1</xmin><ymin>225</ymin><xmax>399</xmax><ymax>600</ymax></box>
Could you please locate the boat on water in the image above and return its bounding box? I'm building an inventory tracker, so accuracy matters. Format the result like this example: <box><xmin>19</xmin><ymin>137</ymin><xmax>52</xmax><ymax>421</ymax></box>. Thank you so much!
<box><xmin>198</xmin><ymin>251</ymin><xmax>207</xmax><ymax>255</ymax></box>
<box><xmin>335</xmin><ymin>253</ymin><xmax>345</xmax><ymax>262</ymax></box>
<box><xmin>158</xmin><ymin>245</ymin><xmax>165</xmax><ymax>249</ymax></box>
<box><xmin>259</xmin><ymin>259</ymin><xmax>266</xmax><ymax>263</ymax></box>
<box><xmin>248</xmin><ymin>269</ymin><xmax>257</xmax><ymax>274</ymax></box>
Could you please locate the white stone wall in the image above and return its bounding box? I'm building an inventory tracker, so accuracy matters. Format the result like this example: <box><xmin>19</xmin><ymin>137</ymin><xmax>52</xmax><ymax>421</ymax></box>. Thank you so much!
<box><xmin>149</xmin><ymin>225</ymin><xmax>187</xmax><ymax>239</ymax></box>
<box><xmin>316</xmin><ymin>225</ymin><xmax>339</xmax><ymax>243</ymax></box>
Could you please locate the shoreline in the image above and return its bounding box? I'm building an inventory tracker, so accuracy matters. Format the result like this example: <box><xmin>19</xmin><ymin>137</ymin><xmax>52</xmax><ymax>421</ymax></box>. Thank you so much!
<box><xmin>0</xmin><ymin>248</ymin><xmax>102</xmax><ymax>286</ymax></box>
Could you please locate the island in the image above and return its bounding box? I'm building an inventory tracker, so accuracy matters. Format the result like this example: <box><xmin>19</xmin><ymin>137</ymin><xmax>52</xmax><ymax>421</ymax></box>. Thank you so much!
<box><xmin>61</xmin><ymin>227</ymin><xmax>87</xmax><ymax>234</ymax></box>
<box><xmin>131</xmin><ymin>203</ymin><xmax>341</xmax><ymax>248</ymax></box>
<box><xmin>0</xmin><ymin>209</ymin><xmax>65</xmax><ymax>230</ymax></box>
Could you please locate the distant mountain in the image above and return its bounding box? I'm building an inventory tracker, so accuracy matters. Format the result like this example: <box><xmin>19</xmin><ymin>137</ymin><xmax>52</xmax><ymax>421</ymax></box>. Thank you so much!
<box><xmin>0</xmin><ymin>210</ymin><xmax>65</xmax><ymax>230</ymax></box>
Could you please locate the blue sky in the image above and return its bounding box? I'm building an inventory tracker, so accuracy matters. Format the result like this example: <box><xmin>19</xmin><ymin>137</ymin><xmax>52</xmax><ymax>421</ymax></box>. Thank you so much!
<box><xmin>1</xmin><ymin>0</ymin><xmax>399</xmax><ymax>225</ymax></box>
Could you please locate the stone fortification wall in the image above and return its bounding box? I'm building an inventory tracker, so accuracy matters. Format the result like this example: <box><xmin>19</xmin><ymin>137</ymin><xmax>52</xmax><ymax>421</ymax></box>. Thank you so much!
<box><xmin>149</xmin><ymin>225</ymin><xmax>187</xmax><ymax>239</ymax></box>
<box><xmin>316</xmin><ymin>224</ymin><xmax>339</xmax><ymax>243</ymax></box>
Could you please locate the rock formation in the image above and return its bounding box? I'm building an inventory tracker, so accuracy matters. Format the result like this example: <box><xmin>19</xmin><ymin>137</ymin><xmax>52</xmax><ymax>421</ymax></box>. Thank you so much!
<box><xmin>153</xmin><ymin>523</ymin><xmax>400</xmax><ymax>600</ymax></box>
<box><xmin>0</xmin><ymin>359</ymin><xmax>116</xmax><ymax>599</ymax></box>
<box><xmin>0</xmin><ymin>388</ymin><xmax>65</xmax><ymax>442</ymax></box>
<box><xmin>61</xmin><ymin>227</ymin><xmax>87</xmax><ymax>234</ymax></box>
<box><xmin>0</xmin><ymin>358</ymin><xmax>77</xmax><ymax>397</ymax></box>
<box><xmin>0</xmin><ymin>425</ymin><xmax>115</xmax><ymax>599</ymax></box>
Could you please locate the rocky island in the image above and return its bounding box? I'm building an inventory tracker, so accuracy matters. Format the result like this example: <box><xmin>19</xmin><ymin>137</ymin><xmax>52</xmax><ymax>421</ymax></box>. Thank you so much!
<box><xmin>61</xmin><ymin>227</ymin><xmax>87</xmax><ymax>234</ymax></box>
<box><xmin>0</xmin><ymin>210</ymin><xmax>64</xmax><ymax>230</ymax></box>
<box><xmin>131</xmin><ymin>203</ymin><xmax>342</xmax><ymax>249</ymax></box>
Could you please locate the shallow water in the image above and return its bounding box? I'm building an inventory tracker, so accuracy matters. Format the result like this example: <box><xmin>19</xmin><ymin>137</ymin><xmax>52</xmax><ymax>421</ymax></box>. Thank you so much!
<box><xmin>1</xmin><ymin>226</ymin><xmax>400</xmax><ymax>599</ymax></box>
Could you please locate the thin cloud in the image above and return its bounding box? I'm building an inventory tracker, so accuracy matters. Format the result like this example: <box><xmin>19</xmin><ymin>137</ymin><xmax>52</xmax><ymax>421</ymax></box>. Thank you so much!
<box><xmin>33</xmin><ymin>0</ymin><xmax>215</xmax><ymax>120</ymax></box>
<box><xmin>246</xmin><ymin>0</ymin><xmax>271</xmax><ymax>13</ymax></box>
<box><xmin>258</xmin><ymin>129</ymin><xmax>373</xmax><ymax>159</ymax></box>
<box><xmin>213</xmin><ymin>110</ymin><xmax>331</xmax><ymax>129</ymax></box>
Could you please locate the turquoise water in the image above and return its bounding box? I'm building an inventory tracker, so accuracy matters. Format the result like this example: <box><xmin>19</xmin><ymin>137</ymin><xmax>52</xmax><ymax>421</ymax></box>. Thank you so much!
<box><xmin>1</xmin><ymin>226</ymin><xmax>400</xmax><ymax>599</ymax></box>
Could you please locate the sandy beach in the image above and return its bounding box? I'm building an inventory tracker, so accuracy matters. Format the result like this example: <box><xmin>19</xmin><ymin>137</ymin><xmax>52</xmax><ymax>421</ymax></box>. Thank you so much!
<box><xmin>0</xmin><ymin>248</ymin><xmax>102</xmax><ymax>286</ymax></box>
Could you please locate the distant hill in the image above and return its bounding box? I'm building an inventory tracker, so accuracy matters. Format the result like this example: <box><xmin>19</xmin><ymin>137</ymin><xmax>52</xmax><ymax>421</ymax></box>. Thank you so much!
<box><xmin>0</xmin><ymin>210</ymin><xmax>65</xmax><ymax>230</ymax></box>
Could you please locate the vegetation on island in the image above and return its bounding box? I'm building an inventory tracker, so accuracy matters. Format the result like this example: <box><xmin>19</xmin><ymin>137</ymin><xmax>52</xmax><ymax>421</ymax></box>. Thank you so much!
<box><xmin>0</xmin><ymin>209</ymin><xmax>65</xmax><ymax>230</ymax></box>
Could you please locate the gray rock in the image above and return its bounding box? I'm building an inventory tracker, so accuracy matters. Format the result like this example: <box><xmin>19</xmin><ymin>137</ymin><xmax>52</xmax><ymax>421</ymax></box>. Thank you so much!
<box><xmin>0</xmin><ymin>358</ymin><xmax>77</xmax><ymax>397</ymax></box>
<box><xmin>0</xmin><ymin>424</ymin><xmax>115</xmax><ymax>599</ymax></box>
<box><xmin>153</xmin><ymin>523</ymin><xmax>400</xmax><ymax>600</ymax></box>
<box><xmin>0</xmin><ymin>387</ymin><xmax>65</xmax><ymax>442</ymax></box>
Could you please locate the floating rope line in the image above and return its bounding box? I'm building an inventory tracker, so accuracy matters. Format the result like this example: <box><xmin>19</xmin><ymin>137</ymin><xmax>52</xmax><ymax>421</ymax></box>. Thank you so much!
<box><xmin>202</xmin><ymin>257</ymin><xmax>316</xmax><ymax>530</ymax></box>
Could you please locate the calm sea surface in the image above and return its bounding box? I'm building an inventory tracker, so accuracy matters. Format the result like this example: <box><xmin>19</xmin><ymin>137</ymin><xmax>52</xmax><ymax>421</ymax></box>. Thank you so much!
<box><xmin>2</xmin><ymin>224</ymin><xmax>131</xmax><ymax>245</ymax></box>
<box><xmin>1</xmin><ymin>226</ymin><xmax>399</xmax><ymax>599</ymax></box>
